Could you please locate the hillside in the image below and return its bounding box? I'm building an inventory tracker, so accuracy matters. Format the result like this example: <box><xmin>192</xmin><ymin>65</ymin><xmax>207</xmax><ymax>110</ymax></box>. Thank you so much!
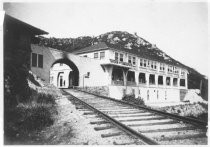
<box><xmin>32</xmin><ymin>31</ymin><xmax>208</xmax><ymax>100</ymax></box>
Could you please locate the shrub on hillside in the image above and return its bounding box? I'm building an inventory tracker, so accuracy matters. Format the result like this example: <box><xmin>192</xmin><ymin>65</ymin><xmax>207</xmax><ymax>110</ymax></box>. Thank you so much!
<box><xmin>122</xmin><ymin>94</ymin><xmax>145</xmax><ymax>106</ymax></box>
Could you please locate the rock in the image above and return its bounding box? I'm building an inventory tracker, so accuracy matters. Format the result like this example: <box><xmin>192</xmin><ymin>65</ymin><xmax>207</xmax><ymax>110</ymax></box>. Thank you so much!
<box><xmin>184</xmin><ymin>90</ymin><xmax>207</xmax><ymax>104</ymax></box>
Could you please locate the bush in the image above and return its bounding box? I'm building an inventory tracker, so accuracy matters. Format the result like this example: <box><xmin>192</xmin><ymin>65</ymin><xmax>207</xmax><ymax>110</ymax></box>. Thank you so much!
<box><xmin>4</xmin><ymin>90</ymin><xmax>57</xmax><ymax>144</ymax></box>
<box><xmin>37</xmin><ymin>93</ymin><xmax>56</xmax><ymax>105</ymax></box>
<box><xmin>122</xmin><ymin>94</ymin><xmax>145</xmax><ymax>106</ymax></box>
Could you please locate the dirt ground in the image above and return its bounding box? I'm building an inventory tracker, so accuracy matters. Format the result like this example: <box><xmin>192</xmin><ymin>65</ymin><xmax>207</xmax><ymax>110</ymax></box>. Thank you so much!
<box><xmin>32</xmin><ymin>95</ymin><xmax>108</xmax><ymax>145</ymax></box>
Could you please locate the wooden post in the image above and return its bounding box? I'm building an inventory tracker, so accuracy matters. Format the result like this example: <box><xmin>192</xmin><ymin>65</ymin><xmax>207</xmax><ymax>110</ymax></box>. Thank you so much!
<box><xmin>200</xmin><ymin>79</ymin><xmax>202</xmax><ymax>95</ymax></box>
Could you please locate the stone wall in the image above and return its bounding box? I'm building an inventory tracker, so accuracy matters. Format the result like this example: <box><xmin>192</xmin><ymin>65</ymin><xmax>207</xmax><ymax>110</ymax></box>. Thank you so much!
<box><xmin>77</xmin><ymin>86</ymin><xmax>109</xmax><ymax>97</ymax></box>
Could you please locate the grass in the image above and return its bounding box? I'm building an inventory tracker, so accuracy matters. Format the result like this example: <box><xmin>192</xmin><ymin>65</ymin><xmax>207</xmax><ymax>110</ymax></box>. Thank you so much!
<box><xmin>4</xmin><ymin>89</ymin><xmax>58</xmax><ymax>144</ymax></box>
<box><xmin>122</xmin><ymin>94</ymin><xmax>145</xmax><ymax>106</ymax></box>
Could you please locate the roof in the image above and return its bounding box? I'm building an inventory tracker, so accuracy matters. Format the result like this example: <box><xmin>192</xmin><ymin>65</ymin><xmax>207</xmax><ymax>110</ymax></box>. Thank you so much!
<box><xmin>4</xmin><ymin>14</ymin><xmax>48</xmax><ymax>35</ymax></box>
<box><xmin>71</xmin><ymin>42</ymin><xmax>109</xmax><ymax>54</ymax></box>
<box><xmin>72</xmin><ymin>42</ymin><xmax>187</xmax><ymax>69</ymax></box>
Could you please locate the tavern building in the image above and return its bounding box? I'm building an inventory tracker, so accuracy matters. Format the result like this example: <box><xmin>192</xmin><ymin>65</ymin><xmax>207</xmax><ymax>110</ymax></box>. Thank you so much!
<box><xmin>70</xmin><ymin>42</ymin><xmax>188</xmax><ymax>102</ymax></box>
<box><xmin>30</xmin><ymin>41</ymin><xmax>188</xmax><ymax>104</ymax></box>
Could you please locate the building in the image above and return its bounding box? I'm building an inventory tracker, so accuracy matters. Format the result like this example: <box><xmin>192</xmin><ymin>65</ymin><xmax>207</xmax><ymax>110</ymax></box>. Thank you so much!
<box><xmin>50</xmin><ymin>63</ymin><xmax>72</xmax><ymax>88</ymax></box>
<box><xmin>4</xmin><ymin>13</ymin><xmax>48</xmax><ymax>103</ymax></box>
<box><xmin>71</xmin><ymin>42</ymin><xmax>188</xmax><ymax>102</ymax></box>
<box><xmin>31</xmin><ymin>41</ymin><xmax>188</xmax><ymax>104</ymax></box>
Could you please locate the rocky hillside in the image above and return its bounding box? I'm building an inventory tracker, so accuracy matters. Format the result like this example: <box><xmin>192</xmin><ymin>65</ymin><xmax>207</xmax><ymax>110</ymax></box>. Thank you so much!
<box><xmin>32</xmin><ymin>31</ymin><xmax>208</xmax><ymax>100</ymax></box>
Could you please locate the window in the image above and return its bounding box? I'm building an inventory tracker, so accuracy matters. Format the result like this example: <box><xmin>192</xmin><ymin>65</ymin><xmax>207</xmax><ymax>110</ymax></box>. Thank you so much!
<box><xmin>168</xmin><ymin>66</ymin><xmax>173</xmax><ymax>73</ymax></box>
<box><xmin>140</xmin><ymin>59</ymin><xmax>143</xmax><ymax>66</ymax></box>
<box><xmin>127</xmin><ymin>71</ymin><xmax>135</xmax><ymax>82</ymax></box>
<box><xmin>151</xmin><ymin>61</ymin><xmax>154</xmax><ymax>69</ymax></box>
<box><xmin>173</xmin><ymin>78</ymin><xmax>178</xmax><ymax>86</ymax></box>
<box><xmin>94</xmin><ymin>52</ymin><xmax>98</xmax><ymax>58</ymax></box>
<box><xmin>31</xmin><ymin>53</ymin><xmax>43</xmax><ymax>68</ymax></box>
<box><xmin>174</xmin><ymin>67</ymin><xmax>179</xmax><ymax>74</ymax></box>
<box><xmin>147</xmin><ymin>60</ymin><xmax>150</xmax><ymax>67</ymax></box>
<box><xmin>165</xmin><ymin>91</ymin><xmax>167</xmax><ymax>100</ymax></box>
<box><xmin>120</xmin><ymin>53</ymin><xmax>124</xmax><ymax>62</ymax></box>
<box><xmin>154</xmin><ymin>62</ymin><xmax>157</xmax><ymax>69</ymax></box>
<box><xmin>143</xmin><ymin>59</ymin><xmax>147</xmax><ymax>67</ymax></box>
<box><xmin>32</xmin><ymin>53</ymin><xmax>37</xmax><ymax>67</ymax></box>
<box><xmin>158</xmin><ymin>76</ymin><xmax>163</xmax><ymax>85</ymax></box>
<box><xmin>149</xmin><ymin>74</ymin><xmax>155</xmax><ymax>85</ymax></box>
<box><xmin>38</xmin><ymin>54</ymin><xmax>43</xmax><ymax>68</ymax></box>
<box><xmin>128</xmin><ymin>56</ymin><xmax>132</xmax><ymax>63</ymax></box>
<box><xmin>133</xmin><ymin>57</ymin><xmax>136</xmax><ymax>65</ymax></box>
<box><xmin>180</xmin><ymin>79</ymin><xmax>186</xmax><ymax>86</ymax></box>
<box><xmin>115</xmin><ymin>52</ymin><xmax>119</xmax><ymax>61</ymax></box>
<box><xmin>100</xmin><ymin>51</ymin><xmax>105</xmax><ymax>59</ymax></box>
<box><xmin>147</xmin><ymin>90</ymin><xmax>149</xmax><ymax>100</ymax></box>
<box><xmin>166</xmin><ymin>77</ymin><xmax>171</xmax><ymax>86</ymax></box>
<box><xmin>150</xmin><ymin>61</ymin><xmax>157</xmax><ymax>70</ymax></box>
<box><xmin>160</xmin><ymin>63</ymin><xmax>165</xmax><ymax>71</ymax></box>
<box><xmin>139</xmin><ymin>73</ymin><xmax>146</xmax><ymax>84</ymax></box>
<box><xmin>181</xmin><ymin>70</ymin><xmax>185</xmax><ymax>76</ymax></box>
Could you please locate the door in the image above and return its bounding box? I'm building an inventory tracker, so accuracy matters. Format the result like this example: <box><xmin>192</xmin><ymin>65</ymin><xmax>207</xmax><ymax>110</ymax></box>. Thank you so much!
<box><xmin>59</xmin><ymin>75</ymin><xmax>63</xmax><ymax>87</ymax></box>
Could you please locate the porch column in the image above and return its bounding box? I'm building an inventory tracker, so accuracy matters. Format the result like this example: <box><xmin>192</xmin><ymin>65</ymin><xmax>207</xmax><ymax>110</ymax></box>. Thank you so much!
<box><xmin>122</xmin><ymin>68</ymin><xmax>129</xmax><ymax>86</ymax></box>
<box><xmin>155</xmin><ymin>74</ymin><xmax>158</xmax><ymax>86</ymax></box>
<box><xmin>185</xmin><ymin>74</ymin><xmax>188</xmax><ymax>89</ymax></box>
<box><xmin>170</xmin><ymin>77</ymin><xmax>173</xmax><ymax>87</ymax></box>
<box><xmin>135</xmin><ymin>71</ymin><xmax>139</xmax><ymax>86</ymax></box>
<box><xmin>146</xmin><ymin>73</ymin><xmax>149</xmax><ymax>87</ymax></box>
<box><xmin>163</xmin><ymin>75</ymin><xmax>166</xmax><ymax>88</ymax></box>
<box><xmin>105</xmin><ymin>65</ymin><xmax>113</xmax><ymax>85</ymax></box>
<box><xmin>177</xmin><ymin>78</ymin><xmax>180</xmax><ymax>89</ymax></box>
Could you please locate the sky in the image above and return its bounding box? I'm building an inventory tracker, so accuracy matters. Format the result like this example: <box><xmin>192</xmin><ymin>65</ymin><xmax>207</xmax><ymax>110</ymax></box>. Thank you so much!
<box><xmin>3</xmin><ymin>0</ymin><xmax>208</xmax><ymax>76</ymax></box>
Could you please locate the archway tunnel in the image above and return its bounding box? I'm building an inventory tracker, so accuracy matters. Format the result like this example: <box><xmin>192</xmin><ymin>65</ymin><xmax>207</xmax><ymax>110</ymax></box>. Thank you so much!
<box><xmin>50</xmin><ymin>58</ymin><xmax>79</xmax><ymax>88</ymax></box>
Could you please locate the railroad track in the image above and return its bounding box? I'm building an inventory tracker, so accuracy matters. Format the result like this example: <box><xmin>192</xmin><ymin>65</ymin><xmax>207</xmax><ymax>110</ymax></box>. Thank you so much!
<box><xmin>63</xmin><ymin>89</ymin><xmax>207</xmax><ymax>145</ymax></box>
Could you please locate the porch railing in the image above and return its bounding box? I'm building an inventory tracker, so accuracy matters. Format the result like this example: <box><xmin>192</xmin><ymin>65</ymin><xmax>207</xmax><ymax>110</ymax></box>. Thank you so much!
<box><xmin>112</xmin><ymin>80</ymin><xmax>124</xmax><ymax>86</ymax></box>
<box><xmin>127</xmin><ymin>81</ymin><xmax>136</xmax><ymax>86</ymax></box>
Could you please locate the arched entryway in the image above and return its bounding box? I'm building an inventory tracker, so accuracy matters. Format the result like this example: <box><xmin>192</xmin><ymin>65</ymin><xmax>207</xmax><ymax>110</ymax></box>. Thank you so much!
<box><xmin>50</xmin><ymin>58</ymin><xmax>79</xmax><ymax>88</ymax></box>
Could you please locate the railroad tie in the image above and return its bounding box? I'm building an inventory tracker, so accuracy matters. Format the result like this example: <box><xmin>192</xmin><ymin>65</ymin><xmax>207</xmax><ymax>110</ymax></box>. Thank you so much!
<box><xmin>94</xmin><ymin>125</ymin><xmax>115</xmax><ymax>131</ymax></box>
<box><xmin>118</xmin><ymin>116</ymin><xmax>166</xmax><ymax>122</ymax></box>
<box><xmin>90</xmin><ymin>120</ymin><xmax>110</xmax><ymax>125</ymax></box>
<box><xmin>83</xmin><ymin>112</ymin><xmax>96</xmax><ymax>115</ymax></box>
<box><xmin>101</xmin><ymin>132</ymin><xmax>123</xmax><ymax>138</ymax></box>
<box><xmin>128</xmin><ymin>120</ymin><xmax>178</xmax><ymax>127</ymax></box>
<box><xmin>111</xmin><ymin>113</ymin><xmax>154</xmax><ymax>118</ymax></box>
<box><xmin>113</xmin><ymin>141</ymin><xmax>141</xmax><ymax>145</ymax></box>
<box><xmin>155</xmin><ymin>132</ymin><xmax>207</xmax><ymax>141</ymax></box>
<box><xmin>140</xmin><ymin>126</ymin><xmax>198</xmax><ymax>133</ymax></box>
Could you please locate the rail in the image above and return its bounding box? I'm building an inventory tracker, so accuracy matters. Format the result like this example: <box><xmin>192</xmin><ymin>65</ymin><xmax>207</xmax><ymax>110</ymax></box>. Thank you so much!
<box><xmin>76</xmin><ymin>89</ymin><xmax>207</xmax><ymax>128</ymax></box>
<box><xmin>63</xmin><ymin>90</ymin><xmax>159</xmax><ymax>145</ymax></box>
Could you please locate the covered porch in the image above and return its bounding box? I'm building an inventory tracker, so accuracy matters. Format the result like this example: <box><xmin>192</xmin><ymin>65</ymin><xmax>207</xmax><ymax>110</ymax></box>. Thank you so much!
<box><xmin>101</xmin><ymin>63</ymin><xmax>136</xmax><ymax>86</ymax></box>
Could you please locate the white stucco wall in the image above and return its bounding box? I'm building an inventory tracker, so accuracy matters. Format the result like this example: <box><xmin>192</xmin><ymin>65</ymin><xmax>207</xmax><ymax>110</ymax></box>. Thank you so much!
<box><xmin>108</xmin><ymin>86</ymin><xmax>181</xmax><ymax>103</ymax></box>
<box><xmin>31</xmin><ymin>44</ymin><xmax>109</xmax><ymax>87</ymax></box>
